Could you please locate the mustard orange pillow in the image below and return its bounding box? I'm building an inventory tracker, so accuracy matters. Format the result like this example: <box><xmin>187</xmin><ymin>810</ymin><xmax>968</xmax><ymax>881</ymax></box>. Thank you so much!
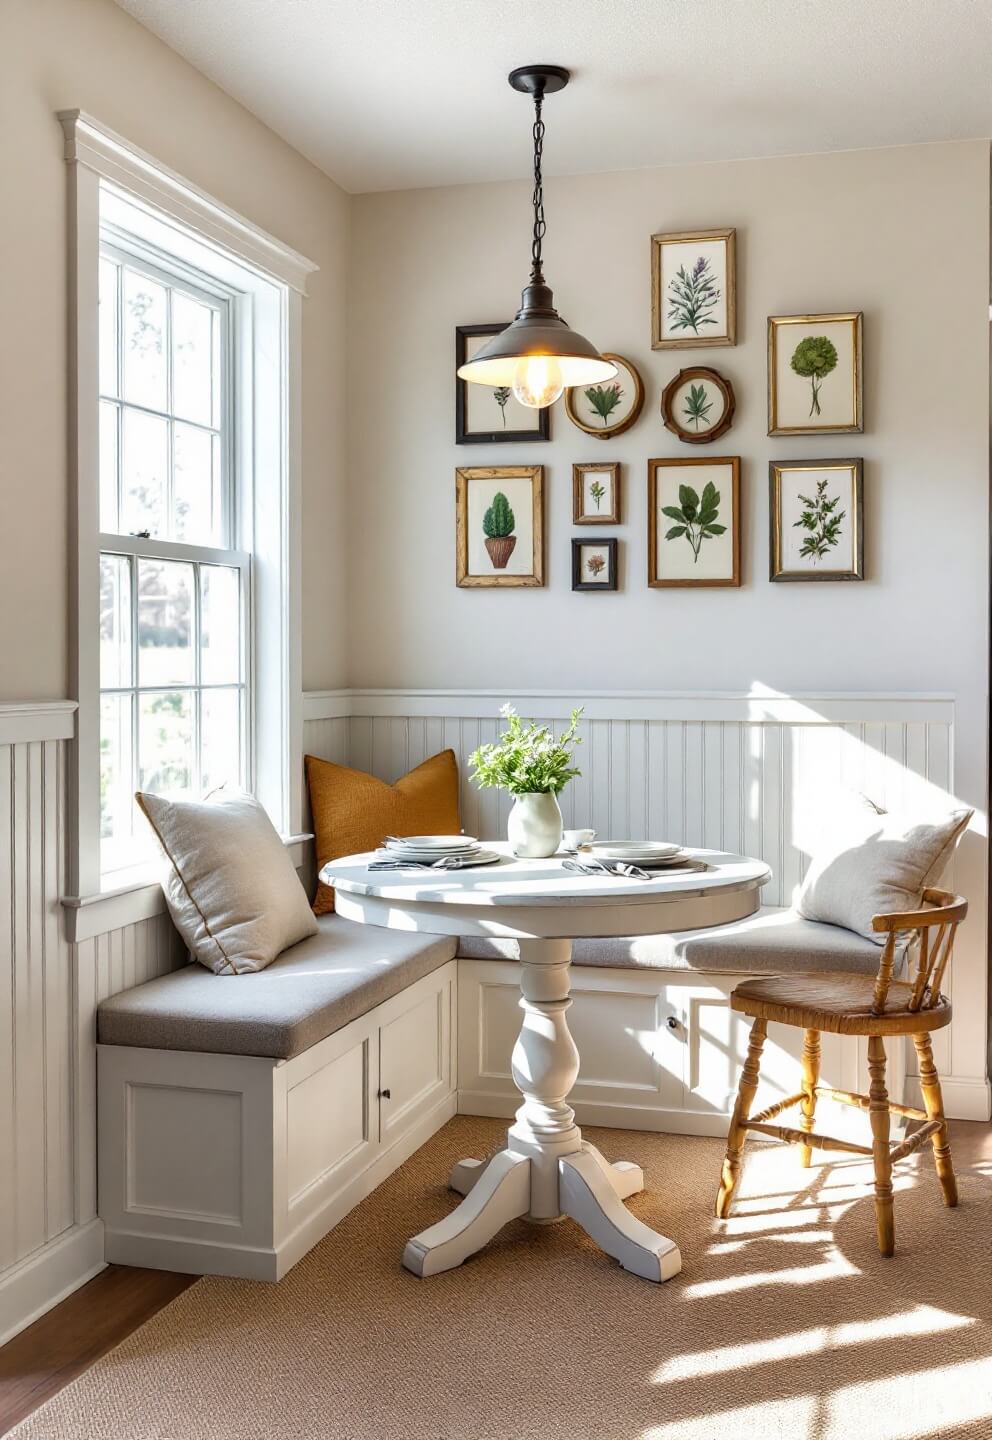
<box><xmin>305</xmin><ymin>750</ymin><xmax>461</xmax><ymax>914</ymax></box>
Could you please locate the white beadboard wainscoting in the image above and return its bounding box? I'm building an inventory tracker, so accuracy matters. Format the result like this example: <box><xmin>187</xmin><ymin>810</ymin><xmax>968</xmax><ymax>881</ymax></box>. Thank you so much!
<box><xmin>0</xmin><ymin>703</ymin><xmax>186</xmax><ymax>1344</ymax></box>
<box><xmin>303</xmin><ymin>688</ymin><xmax>989</xmax><ymax>1128</ymax></box>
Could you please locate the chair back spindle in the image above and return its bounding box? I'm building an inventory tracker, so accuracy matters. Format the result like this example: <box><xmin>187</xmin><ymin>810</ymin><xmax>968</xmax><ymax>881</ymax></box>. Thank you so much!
<box><xmin>870</xmin><ymin>889</ymin><xmax>966</xmax><ymax>1016</ymax></box>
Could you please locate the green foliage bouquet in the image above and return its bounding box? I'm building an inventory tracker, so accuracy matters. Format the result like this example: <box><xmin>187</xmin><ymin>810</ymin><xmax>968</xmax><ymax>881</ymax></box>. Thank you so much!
<box><xmin>469</xmin><ymin>705</ymin><xmax>583</xmax><ymax>796</ymax></box>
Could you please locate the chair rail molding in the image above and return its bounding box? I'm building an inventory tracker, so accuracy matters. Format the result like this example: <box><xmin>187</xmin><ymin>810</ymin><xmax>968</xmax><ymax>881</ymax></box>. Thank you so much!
<box><xmin>0</xmin><ymin>701</ymin><xmax>77</xmax><ymax>745</ymax></box>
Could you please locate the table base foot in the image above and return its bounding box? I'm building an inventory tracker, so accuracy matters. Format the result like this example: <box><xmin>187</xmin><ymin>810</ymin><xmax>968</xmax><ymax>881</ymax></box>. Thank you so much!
<box><xmin>559</xmin><ymin>1148</ymin><xmax>682</xmax><ymax>1283</ymax></box>
<box><xmin>404</xmin><ymin>1149</ymin><xmax>530</xmax><ymax>1277</ymax></box>
<box><xmin>406</xmin><ymin>1141</ymin><xmax>678</xmax><ymax>1282</ymax></box>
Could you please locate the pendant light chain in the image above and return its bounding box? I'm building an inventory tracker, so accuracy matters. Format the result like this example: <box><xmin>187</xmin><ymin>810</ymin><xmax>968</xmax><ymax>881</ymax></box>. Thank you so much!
<box><xmin>530</xmin><ymin>92</ymin><xmax>546</xmax><ymax>285</ymax></box>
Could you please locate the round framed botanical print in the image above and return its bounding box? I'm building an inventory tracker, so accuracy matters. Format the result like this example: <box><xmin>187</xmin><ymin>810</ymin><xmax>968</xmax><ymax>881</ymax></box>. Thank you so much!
<box><xmin>564</xmin><ymin>353</ymin><xmax>644</xmax><ymax>439</ymax></box>
<box><xmin>661</xmin><ymin>366</ymin><xmax>736</xmax><ymax>444</ymax></box>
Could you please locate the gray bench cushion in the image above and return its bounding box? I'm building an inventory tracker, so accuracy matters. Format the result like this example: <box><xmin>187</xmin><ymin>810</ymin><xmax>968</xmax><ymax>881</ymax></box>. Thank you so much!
<box><xmin>456</xmin><ymin>905</ymin><xmax>903</xmax><ymax>976</ymax></box>
<box><xmin>98</xmin><ymin>916</ymin><xmax>458</xmax><ymax>1060</ymax></box>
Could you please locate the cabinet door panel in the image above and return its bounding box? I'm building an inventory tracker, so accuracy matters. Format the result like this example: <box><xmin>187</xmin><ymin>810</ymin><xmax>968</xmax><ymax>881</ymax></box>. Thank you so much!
<box><xmin>379</xmin><ymin>974</ymin><xmax>452</xmax><ymax>1143</ymax></box>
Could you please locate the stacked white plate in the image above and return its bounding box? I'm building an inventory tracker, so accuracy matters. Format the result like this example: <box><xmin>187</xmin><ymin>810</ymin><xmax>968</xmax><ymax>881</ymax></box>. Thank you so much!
<box><xmin>381</xmin><ymin>835</ymin><xmax>499</xmax><ymax>867</ymax></box>
<box><xmin>585</xmin><ymin>840</ymin><xmax>690</xmax><ymax>868</ymax></box>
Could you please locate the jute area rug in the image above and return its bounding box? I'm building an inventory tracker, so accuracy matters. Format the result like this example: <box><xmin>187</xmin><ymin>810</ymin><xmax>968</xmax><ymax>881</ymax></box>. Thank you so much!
<box><xmin>11</xmin><ymin>1115</ymin><xmax>992</xmax><ymax>1440</ymax></box>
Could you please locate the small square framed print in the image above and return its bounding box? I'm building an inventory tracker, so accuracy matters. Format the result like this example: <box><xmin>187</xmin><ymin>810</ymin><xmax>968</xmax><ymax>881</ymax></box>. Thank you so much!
<box><xmin>572</xmin><ymin>537</ymin><xmax>618</xmax><ymax>591</ymax></box>
<box><xmin>648</xmin><ymin>456</ymin><xmax>740</xmax><ymax>588</ymax></box>
<box><xmin>768</xmin><ymin>312</ymin><xmax>863</xmax><ymax>435</ymax></box>
<box><xmin>456</xmin><ymin>466</ymin><xmax>544</xmax><ymax>587</ymax></box>
<box><xmin>455</xmin><ymin>325</ymin><xmax>550</xmax><ymax>444</ymax></box>
<box><xmin>769</xmin><ymin>459</ymin><xmax>864</xmax><ymax>581</ymax></box>
<box><xmin>573</xmin><ymin>463</ymin><xmax>621</xmax><ymax>524</ymax></box>
<box><xmin>651</xmin><ymin>228</ymin><xmax>736</xmax><ymax>349</ymax></box>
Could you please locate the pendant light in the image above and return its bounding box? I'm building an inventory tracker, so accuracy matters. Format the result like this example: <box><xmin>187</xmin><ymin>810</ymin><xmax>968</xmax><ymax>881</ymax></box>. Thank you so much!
<box><xmin>456</xmin><ymin>65</ymin><xmax>617</xmax><ymax>409</ymax></box>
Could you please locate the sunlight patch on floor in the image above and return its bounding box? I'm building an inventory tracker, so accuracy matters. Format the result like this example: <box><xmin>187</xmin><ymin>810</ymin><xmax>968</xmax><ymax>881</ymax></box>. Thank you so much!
<box><xmin>685</xmin><ymin>1251</ymin><xmax>860</xmax><ymax>1299</ymax></box>
<box><xmin>651</xmin><ymin>1304</ymin><xmax>974</xmax><ymax>1384</ymax></box>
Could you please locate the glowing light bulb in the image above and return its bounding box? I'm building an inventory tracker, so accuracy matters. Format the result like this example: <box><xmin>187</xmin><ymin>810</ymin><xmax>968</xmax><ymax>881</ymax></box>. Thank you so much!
<box><xmin>512</xmin><ymin>355</ymin><xmax>564</xmax><ymax>408</ymax></box>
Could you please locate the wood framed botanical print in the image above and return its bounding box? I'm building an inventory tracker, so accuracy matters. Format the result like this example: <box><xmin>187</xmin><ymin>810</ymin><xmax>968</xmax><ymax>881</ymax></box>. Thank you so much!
<box><xmin>456</xmin><ymin>466</ymin><xmax>544</xmax><ymax>588</ymax></box>
<box><xmin>767</xmin><ymin>312</ymin><xmax>863</xmax><ymax>435</ymax></box>
<box><xmin>573</xmin><ymin>463</ymin><xmax>621</xmax><ymax>524</ymax></box>
<box><xmin>648</xmin><ymin>456</ymin><xmax>740</xmax><ymax>588</ymax></box>
<box><xmin>651</xmin><ymin>228</ymin><xmax>736</xmax><ymax>349</ymax></box>
<box><xmin>564</xmin><ymin>354</ymin><xmax>644</xmax><ymax>439</ymax></box>
<box><xmin>572</xmin><ymin>538</ymin><xmax>618</xmax><ymax>592</ymax></box>
<box><xmin>769</xmin><ymin>459</ymin><xmax>864</xmax><ymax>582</ymax></box>
<box><xmin>661</xmin><ymin>366</ymin><xmax>736</xmax><ymax>444</ymax></box>
<box><xmin>455</xmin><ymin>325</ymin><xmax>550</xmax><ymax>444</ymax></box>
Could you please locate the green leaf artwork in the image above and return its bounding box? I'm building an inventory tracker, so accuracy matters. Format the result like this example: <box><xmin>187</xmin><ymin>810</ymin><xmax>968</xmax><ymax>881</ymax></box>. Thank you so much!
<box><xmin>585</xmin><ymin>382</ymin><xmax>624</xmax><ymax>427</ymax></box>
<box><xmin>667</xmin><ymin>256</ymin><xmax>721</xmax><ymax>335</ymax></box>
<box><xmin>682</xmin><ymin>383</ymin><xmax>713</xmax><ymax>430</ymax></box>
<box><xmin>483</xmin><ymin>491</ymin><xmax>515</xmax><ymax>539</ymax></box>
<box><xmin>589</xmin><ymin>479</ymin><xmax>606</xmax><ymax>510</ymax></box>
<box><xmin>792</xmin><ymin>477</ymin><xmax>845</xmax><ymax>561</ymax></box>
<box><xmin>493</xmin><ymin>386</ymin><xmax>512</xmax><ymax>425</ymax></box>
<box><xmin>790</xmin><ymin>336</ymin><xmax>838</xmax><ymax>417</ymax></box>
<box><xmin>661</xmin><ymin>480</ymin><xmax>726</xmax><ymax>563</ymax></box>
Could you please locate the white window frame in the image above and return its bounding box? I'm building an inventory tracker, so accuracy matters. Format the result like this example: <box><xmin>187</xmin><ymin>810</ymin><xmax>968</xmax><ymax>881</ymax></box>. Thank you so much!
<box><xmin>60</xmin><ymin>110</ymin><xmax>317</xmax><ymax>941</ymax></box>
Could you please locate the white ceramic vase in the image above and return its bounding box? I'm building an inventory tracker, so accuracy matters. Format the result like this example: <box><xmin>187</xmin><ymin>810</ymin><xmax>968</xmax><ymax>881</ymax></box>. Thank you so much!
<box><xmin>507</xmin><ymin>792</ymin><xmax>563</xmax><ymax>859</ymax></box>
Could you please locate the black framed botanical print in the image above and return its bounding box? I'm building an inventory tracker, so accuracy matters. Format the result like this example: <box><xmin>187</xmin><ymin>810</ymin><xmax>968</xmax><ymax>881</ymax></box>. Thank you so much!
<box><xmin>769</xmin><ymin>459</ymin><xmax>864</xmax><ymax>581</ymax></box>
<box><xmin>571</xmin><ymin>537</ymin><xmax>618</xmax><ymax>591</ymax></box>
<box><xmin>455</xmin><ymin>325</ymin><xmax>551</xmax><ymax>444</ymax></box>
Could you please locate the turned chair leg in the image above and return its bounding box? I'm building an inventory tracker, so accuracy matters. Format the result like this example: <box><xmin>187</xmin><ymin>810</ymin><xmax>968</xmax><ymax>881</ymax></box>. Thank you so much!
<box><xmin>799</xmin><ymin>1028</ymin><xmax>820</xmax><ymax>1168</ymax></box>
<box><xmin>913</xmin><ymin>1033</ymin><xmax>958</xmax><ymax>1208</ymax></box>
<box><xmin>868</xmin><ymin>1034</ymin><xmax>895</xmax><ymax>1257</ymax></box>
<box><xmin>716</xmin><ymin>1017</ymin><xmax>767</xmax><ymax>1219</ymax></box>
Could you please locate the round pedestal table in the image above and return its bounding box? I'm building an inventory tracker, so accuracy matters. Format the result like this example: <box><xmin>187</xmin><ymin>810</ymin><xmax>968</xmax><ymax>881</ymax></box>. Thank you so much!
<box><xmin>321</xmin><ymin>845</ymin><xmax>770</xmax><ymax>1284</ymax></box>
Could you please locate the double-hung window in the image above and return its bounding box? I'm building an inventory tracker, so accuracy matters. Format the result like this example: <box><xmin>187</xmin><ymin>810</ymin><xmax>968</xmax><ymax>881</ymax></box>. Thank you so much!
<box><xmin>98</xmin><ymin>239</ymin><xmax>249</xmax><ymax>873</ymax></box>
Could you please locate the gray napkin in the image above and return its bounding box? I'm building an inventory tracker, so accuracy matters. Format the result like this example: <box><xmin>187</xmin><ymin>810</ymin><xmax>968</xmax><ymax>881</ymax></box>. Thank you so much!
<box><xmin>562</xmin><ymin>858</ymin><xmax>652</xmax><ymax>880</ymax></box>
<box><xmin>367</xmin><ymin>855</ymin><xmax>480</xmax><ymax>872</ymax></box>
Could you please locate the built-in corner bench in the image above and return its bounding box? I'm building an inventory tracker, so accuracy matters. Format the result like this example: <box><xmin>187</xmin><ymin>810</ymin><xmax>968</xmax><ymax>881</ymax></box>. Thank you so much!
<box><xmin>97</xmin><ymin>909</ymin><xmax>903</xmax><ymax>1280</ymax></box>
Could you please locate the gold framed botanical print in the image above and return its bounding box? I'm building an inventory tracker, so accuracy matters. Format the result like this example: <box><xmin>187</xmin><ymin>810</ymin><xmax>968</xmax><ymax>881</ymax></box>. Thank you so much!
<box><xmin>456</xmin><ymin>466</ymin><xmax>544</xmax><ymax>588</ymax></box>
<box><xmin>648</xmin><ymin>456</ymin><xmax>741</xmax><ymax>588</ymax></box>
<box><xmin>564</xmin><ymin>354</ymin><xmax>644</xmax><ymax>439</ymax></box>
<box><xmin>768</xmin><ymin>312</ymin><xmax>863</xmax><ymax>435</ymax></box>
<box><xmin>769</xmin><ymin>459</ymin><xmax>864</xmax><ymax>581</ymax></box>
<box><xmin>573</xmin><ymin>463</ymin><xmax>621</xmax><ymax>524</ymax></box>
<box><xmin>651</xmin><ymin>228</ymin><xmax>736</xmax><ymax>349</ymax></box>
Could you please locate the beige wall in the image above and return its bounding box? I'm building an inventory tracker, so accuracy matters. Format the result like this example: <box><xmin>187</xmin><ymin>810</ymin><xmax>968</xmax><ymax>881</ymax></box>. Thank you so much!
<box><xmin>0</xmin><ymin>0</ymin><xmax>351</xmax><ymax>699</ymax></box>
<box><xmin>347</xmin><ymin>141</ymin><xmax>990</xmax><ymax>700</ymax></box>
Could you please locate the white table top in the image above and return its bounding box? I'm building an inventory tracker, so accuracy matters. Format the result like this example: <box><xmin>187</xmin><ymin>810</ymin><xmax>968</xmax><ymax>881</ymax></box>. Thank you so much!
<box><xmin>320</xmin><ymin>844</ymin><xmax>771</xmax><ymax>941</ymax></box>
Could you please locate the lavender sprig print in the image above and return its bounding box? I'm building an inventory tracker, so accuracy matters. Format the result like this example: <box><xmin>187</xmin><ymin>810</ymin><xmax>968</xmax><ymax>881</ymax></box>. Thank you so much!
<box><xmin>667</xmin><ymin>255</ymin><xmax>721</xmax><ymax>335</ymax></box>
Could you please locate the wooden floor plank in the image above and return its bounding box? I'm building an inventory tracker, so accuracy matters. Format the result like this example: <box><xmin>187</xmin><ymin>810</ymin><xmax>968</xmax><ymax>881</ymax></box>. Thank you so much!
<box><xmin>0</xmin><ymin>1265</ymin><xmax>195</xmax><ymax>1437</ymax></box>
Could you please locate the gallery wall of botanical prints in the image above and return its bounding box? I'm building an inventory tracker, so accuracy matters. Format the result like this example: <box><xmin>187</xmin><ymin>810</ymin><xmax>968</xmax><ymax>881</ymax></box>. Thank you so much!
<box><xmin>456</xmin><ymin>228</ymin><xmax>865</xmax><ymax>594</ymax></box>
<box><xmin>345</xmin><ymin>140</ymin><xmax>988</xmax><ymax>702</ymax></box>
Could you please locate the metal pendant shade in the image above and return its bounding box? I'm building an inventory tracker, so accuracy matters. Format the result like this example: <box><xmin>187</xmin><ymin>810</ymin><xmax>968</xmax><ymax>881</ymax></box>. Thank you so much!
<box><xmin>456</xmin><ymin>65</ymin><xmax>616</xmax><ymax>401</ymax></box>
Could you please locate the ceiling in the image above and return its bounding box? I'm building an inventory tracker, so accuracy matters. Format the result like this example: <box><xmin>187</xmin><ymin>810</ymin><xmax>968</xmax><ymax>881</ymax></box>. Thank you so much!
<box><xmin>114</xmin><ymin>0</ymin><xmax>992</xmax><ymax>194</ymax></box>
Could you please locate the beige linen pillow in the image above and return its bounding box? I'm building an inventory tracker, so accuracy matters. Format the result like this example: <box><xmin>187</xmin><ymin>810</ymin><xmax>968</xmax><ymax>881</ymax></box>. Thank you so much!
<box><xmin>136</xmin><ymin>788</ymin><xmax>318</xmax><ymax>975</ymax></box>
<box><xmin>796</xmin><ymin>793</ymin><xmax>972</xmax><ymax>943</ymax></box>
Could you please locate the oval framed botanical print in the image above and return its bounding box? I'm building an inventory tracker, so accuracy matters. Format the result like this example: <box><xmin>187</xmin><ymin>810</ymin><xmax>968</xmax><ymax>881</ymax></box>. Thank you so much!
<box><xmin>661</xmin><ymin>367</ymin><xmax>736</xmax><ymax>444</ymax></box>
<box><xmin>564</xmin><ymin>353</ymin><xmax>644</xmax><ymax>439</ymax></box>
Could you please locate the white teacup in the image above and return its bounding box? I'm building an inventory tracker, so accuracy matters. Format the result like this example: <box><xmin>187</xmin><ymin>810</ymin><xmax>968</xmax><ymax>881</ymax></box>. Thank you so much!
<box><xmin>562</xmin><ymin>828</ymin><xmax>596</xmax><ymax>851</ymax></box>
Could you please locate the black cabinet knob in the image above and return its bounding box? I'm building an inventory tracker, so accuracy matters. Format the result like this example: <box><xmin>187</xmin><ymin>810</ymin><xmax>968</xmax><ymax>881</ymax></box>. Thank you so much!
<box><xmin>378</xmin><ymin>1088</ymin><xmax>391</xmax><ymax>1099</ymax></box>
<box><xmin>666</xmin><ymin>1016</ymin><xmax>679</xmax><ymax>1031</ymax></box>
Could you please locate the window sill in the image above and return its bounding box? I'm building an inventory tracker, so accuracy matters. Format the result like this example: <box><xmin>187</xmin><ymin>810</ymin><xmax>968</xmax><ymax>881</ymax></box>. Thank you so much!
<box><xmin>62</xmin><ymin>832</ymin><xmax>313</xmax><ymax>944</ymax></box>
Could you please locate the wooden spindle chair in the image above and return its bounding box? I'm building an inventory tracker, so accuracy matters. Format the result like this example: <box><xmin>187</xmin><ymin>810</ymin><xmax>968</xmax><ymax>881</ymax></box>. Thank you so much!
<box><xmin>714</xmin><ymin>888</ymin><xmax>967</xmax><ymax>1256</ymax></box>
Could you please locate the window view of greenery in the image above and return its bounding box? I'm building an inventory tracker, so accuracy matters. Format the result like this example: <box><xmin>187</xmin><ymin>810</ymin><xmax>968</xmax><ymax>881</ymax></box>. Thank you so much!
<box><xmin>98</xmin><ymin>249</ymin><xmax>246</xmax><ymax>871</ymax></box>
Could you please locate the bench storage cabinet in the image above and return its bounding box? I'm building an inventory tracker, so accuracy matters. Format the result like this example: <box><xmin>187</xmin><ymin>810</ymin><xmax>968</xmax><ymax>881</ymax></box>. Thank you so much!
<box><xmin>97</xmin><ymin>919</ymin><xmax>458</xmax><ymax>1280</ymax></box>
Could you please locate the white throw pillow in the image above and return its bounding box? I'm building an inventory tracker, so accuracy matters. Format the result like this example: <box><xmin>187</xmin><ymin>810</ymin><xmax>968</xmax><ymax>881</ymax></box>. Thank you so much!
<box><xmin>796</xmin><ymin>793</ymin><xmax>971</xmax><ymax>943</ymax></box>
<box><xmin>136</xmin><ymin>788</ymin><xmax>318</xmax><ymax>975</ymax></box>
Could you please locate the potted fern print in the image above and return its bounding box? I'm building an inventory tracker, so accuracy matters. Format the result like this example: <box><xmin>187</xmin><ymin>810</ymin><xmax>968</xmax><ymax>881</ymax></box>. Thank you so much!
<box><xmin>483</xmin><ymin>491</ymin><xmax>516</xmax><ymax>569</ymax></box>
